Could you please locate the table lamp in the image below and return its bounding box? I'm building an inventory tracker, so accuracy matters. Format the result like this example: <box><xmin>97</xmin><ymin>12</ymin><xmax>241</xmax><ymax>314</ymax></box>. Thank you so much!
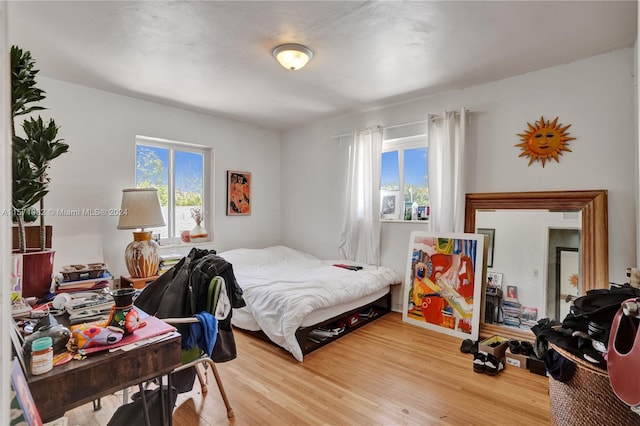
<box><xmin>117</xmin><ymin>188</ymin><xmax>166</xmax><ymax>278</ymax></box>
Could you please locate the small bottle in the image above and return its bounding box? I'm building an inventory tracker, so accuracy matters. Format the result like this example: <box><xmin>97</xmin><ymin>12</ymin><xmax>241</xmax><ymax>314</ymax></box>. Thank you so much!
<box><xmin>30</xmin><ymin>336</ymin><xmax>53</xmax><ymax>375</ymax></box>
<box><xmin>411</xmin><ymin>202</ymin><xmax>418</xmax><ymax>221</ymax></box>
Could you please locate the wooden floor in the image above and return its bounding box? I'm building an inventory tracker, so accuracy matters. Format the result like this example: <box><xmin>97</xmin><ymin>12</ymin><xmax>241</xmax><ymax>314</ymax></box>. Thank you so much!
<box><xmin>65</xmin><ymin>313</ymin><xmax>550</xmax><ymax>425</ymax></box>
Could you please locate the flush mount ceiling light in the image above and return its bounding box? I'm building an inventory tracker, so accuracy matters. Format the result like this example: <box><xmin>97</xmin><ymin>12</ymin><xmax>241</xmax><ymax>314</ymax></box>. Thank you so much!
<box><xmin>272</xmin><ymin>43</ymin><xmax>314</xmax><ymax>71</ymax></box>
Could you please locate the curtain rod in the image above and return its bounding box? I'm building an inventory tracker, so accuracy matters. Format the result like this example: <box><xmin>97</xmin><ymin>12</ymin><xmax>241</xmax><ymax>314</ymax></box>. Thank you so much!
<box><xmin>331</xmin><ymin>109</ymin><xmax>476</xmax><ymax>139</ymax></box>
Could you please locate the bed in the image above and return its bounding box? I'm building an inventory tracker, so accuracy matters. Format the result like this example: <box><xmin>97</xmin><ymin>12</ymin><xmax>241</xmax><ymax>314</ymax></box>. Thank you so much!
<box><xmin>218</xmin><ymin>245</ymin><xmax>401</xmax><ymax>361</ymax></box>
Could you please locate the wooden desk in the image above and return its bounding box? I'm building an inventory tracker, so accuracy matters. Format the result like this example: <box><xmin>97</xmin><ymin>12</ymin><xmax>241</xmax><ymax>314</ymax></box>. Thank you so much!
<box><xmin>12</xmin><ymin>324</ymin><xmax>181</xmax><ymax>422</ymax></box>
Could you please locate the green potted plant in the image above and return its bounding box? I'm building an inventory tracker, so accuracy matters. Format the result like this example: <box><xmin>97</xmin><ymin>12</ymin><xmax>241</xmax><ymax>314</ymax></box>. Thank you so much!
<box><xmin>11</xmin><ymin>45</ymin><xmax>69</xmax><ymax>297</ymax></box>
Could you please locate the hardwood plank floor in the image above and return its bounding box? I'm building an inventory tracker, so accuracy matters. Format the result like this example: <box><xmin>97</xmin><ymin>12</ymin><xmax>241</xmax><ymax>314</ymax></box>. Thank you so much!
<box><xmin>64</xmin><ymin>313</ymin><xmax>550</xmax><ymax>425</ymax></box>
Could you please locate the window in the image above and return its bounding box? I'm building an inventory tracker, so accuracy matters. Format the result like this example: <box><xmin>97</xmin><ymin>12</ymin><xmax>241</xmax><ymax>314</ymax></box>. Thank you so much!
<box><xmin>135</xmin><ymin>136</ymin><xmax>212</xmax><ymax>242</ymax></box>
<box><xmin>380</xmin><ymin>135</ymin><xmax>429</xmax><ymax>220</ymax></box>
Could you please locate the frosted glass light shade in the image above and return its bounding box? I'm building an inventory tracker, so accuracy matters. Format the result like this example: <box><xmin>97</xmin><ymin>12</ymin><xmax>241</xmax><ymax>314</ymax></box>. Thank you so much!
<box><xmin>117</xmin><ymin>188</ymin><xmax>166</xmax><ymax>230</ymax></box>
<box><xmin>272</xmin><ymin>43</ymin><xmax>314</xmax><ymax>71</ymax></box>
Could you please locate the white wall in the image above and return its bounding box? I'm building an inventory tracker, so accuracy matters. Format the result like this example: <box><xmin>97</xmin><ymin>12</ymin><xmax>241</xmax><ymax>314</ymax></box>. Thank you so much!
<box><xmin>281</xmin><ymin>48</ymin><xmax>636</xmax><ymax>310</ymax></box>
<box><xmin>476</xmin><ymin>210</ymin><xmax>581</xmax><ymax>317</ymax></box>
<box><xmin>33</xmin><ymin>77</ymin><xmax>282</xmax><ymax>278</ymax></box>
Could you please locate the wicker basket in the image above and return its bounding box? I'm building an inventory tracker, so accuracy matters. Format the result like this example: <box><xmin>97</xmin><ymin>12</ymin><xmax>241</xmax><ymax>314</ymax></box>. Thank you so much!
<box><xmin>549</xmin><ymin>344</ymin><xmax>640</xmax><ymax>426</ymax></box>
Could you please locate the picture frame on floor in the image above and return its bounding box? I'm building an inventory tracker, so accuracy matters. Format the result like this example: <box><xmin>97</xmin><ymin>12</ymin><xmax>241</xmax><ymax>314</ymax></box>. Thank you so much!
<box><xmin>402</xmin><ymin>231</ymin><xmax>484</xmax><ymax>340</ymax></box>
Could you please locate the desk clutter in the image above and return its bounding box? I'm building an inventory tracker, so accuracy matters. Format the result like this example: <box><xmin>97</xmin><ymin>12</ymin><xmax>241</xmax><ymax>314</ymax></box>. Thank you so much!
<box><xmin>11</xmin><ymin>305</ymin><xmax>180</xmax><ymax>425</ymax></box>
<box><xmin>13</xmin><ymin>288</ymin><xmax>175</xmax><ymax>365</ymax></box>
<box><xmin>10</xmin><ymin>261</ymin><xmax>113</xmax><ymax>319</ymax></box>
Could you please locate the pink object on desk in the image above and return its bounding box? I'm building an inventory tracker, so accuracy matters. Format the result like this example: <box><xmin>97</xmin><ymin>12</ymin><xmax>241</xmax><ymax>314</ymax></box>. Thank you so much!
<box><xmin>81</xmin><ymin>309</ymin><xmax>176</xmax><ymax>354</ymax></box>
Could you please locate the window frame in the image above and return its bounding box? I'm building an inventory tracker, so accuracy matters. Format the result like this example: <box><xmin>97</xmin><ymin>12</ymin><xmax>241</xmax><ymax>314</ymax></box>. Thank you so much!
<box><xmin>135</xmin><ymin>135</ymin><xmax>213</xmax><ymax>244</ymax></box>
<box><xmin>381</xmin><ymin>134</ymin><xmax>428</xmax><ymax>221</ymax></box>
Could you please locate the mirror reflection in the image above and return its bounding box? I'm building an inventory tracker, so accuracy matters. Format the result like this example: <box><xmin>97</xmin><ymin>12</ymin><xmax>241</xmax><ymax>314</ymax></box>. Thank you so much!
<box><xmin>475</xmin><ymin>209</ymin><xmax>582</xmax><ymax>329</ymax></box>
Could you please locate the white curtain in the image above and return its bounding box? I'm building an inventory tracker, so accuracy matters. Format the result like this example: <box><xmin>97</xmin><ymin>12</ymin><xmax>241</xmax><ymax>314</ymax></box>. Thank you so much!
<box><xmin>338</xmin><ymin>127</ymin><xmax>383</xmax><ymax>265</ymax></box>
<box><xmin>427</xmin><ymin>109</ymin><xmax>467</xmax><ymax>233</ymax></box>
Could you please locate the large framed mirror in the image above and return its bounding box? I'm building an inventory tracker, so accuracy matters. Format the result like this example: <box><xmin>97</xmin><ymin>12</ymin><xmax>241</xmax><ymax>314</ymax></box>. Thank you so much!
<box><xmin>464</xmin><ymin>190</ymin><xmax>608</xmax><ymax>341</ymax></box>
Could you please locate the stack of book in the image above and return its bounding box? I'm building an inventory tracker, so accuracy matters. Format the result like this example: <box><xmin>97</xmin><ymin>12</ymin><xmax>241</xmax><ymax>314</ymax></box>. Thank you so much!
<box><xmin>64</xmin><ymin>293</ymin><xmax>114</xmax><ymax>324</ymax></box>
<box><xmin>502</xmin><ymin>299</ymin><xmax>522</xmax><ymax>328</ymax></box>
<box><xmin>159</xmin><ymin>254</ymin><xmax>183</xmax><ymax>274</ymax></box>
<box><xmin>55</xmin><ymin>271</ymin><xmax>113</xmax><ymax>293</ymax></box>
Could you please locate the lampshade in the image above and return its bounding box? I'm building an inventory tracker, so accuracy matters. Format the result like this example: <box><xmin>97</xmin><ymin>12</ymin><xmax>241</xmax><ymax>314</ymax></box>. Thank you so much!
<box><xmin>272</xmin><ymin>43</ymin><xmax>314</xmax><ymax>71</ymax></box>
<box><xmin>117</xmin><ymin>188</ymin><xmax>165</xmax><ymax>278</ymax></box>
<box><xmin>117</xmin><ymin>188</ymin><xmax>166</xmax><ymax>230</ymax></box>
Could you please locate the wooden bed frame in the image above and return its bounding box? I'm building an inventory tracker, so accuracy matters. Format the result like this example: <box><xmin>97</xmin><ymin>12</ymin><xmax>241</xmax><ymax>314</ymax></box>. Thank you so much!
<box><xmin>239</xmin><ymin>292</ymin><xmax>392</xmax><ymax>357</ymax></box>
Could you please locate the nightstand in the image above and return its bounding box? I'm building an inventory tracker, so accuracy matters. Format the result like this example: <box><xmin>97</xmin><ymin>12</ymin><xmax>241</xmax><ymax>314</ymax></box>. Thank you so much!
<box><xmin>120</xmin><ymin>275</ymin><xmax>159</xmax><ymax>289</ymax></box>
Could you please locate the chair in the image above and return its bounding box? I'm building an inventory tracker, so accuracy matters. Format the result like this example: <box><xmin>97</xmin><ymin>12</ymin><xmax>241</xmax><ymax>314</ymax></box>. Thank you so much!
<box><xmin>164</xmin><ymin>276</ymin><xmax>234</xmax><ymax>418</ymax></box>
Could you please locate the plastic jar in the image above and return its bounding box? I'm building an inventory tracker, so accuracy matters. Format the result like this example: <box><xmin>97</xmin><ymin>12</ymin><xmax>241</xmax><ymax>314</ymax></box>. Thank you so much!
<box><xmin>30</xmin><ymin>336</ymin><xmax>53</xmax><ymax>375</ymax></box>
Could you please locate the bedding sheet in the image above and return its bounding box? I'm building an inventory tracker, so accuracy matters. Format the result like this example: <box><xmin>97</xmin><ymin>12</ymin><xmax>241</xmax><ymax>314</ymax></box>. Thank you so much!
<box><xmin>218</xmin><ymin>245</ymin><xmax>401</xmax><ymax>361</ymax></box>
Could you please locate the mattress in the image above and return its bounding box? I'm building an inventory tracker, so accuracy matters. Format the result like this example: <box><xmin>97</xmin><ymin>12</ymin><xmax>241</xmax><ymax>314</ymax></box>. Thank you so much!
<box><xmin>232</xmin><ymin>286</ymin><xmax>391</xmax><ymax>331</ymax></box>
<box><xmin>219</xmin><ymin>245</ymin><xmax>401</xmax><ymax>361</ymax></box>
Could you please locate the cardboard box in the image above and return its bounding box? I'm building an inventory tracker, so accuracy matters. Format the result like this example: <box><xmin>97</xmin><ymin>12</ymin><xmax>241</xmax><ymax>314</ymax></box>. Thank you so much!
<box><xmin>478</xmin><ymin>335</ymin><xmax>509</xmax><ymax>358</ymax></box>
<box><xmin>505</xmin><ymin>348</ymin><xmax>528</xmax><ymax>369</ymax></box>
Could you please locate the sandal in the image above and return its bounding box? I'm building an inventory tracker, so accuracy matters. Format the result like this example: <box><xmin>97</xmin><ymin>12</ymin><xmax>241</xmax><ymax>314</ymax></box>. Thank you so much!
<box><xmin>484</xmin><ymin>354</ymin><xmax>504</xmax><ymax>376</ymax></box>
<box><xmin>473</xmin><ymin>352</ymin><xmax>486</xmax><ymax>373</ymax></box>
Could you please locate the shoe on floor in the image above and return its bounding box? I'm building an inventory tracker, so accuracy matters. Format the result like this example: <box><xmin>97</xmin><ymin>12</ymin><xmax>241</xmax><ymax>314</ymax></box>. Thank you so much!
<box><xmin>520</xmin><ymin>341</ymin><xmax>533</xmax><ymax>356</ymax></box>
<box><xmin>460</xmin><ymin>339</ymin><xmax>474</xmax><ymax>353</ymax></box>
<box><xmin>484</xmin><ymin>354</ymin><xmax>504</xmax><ymax>376</ymax></box>
<box><xmin>473</xmin><ymin>352</ymin><xmax>486</xmax><ymax>373</ymax></box>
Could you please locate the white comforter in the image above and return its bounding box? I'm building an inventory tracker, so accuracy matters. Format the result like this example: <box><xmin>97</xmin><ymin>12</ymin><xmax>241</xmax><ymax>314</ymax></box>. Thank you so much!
<box><xmin>218</xmin><ymin>246</ymin><xmax>401</xmax><ymax>361</ymax></box>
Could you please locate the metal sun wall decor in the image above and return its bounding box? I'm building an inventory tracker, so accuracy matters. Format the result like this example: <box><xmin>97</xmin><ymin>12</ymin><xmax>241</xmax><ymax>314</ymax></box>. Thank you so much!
<box><xmin>516</xmin><ymin>116</ymin><xmax>576</xmax><ymax>167</ymax></box>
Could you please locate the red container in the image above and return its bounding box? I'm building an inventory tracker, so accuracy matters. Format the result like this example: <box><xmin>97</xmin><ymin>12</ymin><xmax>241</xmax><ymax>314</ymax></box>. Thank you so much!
<box><xmin>18</xmin><ymin>249</ymin><xmax>55</xmax><ymax>298</ymax></box>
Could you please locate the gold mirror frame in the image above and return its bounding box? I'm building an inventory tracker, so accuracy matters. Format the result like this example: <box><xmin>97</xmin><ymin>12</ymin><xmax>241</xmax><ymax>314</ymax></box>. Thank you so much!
<box><xmin>464</xmin><ymin>190</ymin><xmax>609</xmax><ymax>341</ymax></box>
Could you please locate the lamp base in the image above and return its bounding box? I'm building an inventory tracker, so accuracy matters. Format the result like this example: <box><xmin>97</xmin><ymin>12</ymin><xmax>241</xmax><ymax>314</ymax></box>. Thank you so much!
<box><xmin>124</xmin><ymin>231</ymin><xmax>160</xmax><ymax>278</ymax></box>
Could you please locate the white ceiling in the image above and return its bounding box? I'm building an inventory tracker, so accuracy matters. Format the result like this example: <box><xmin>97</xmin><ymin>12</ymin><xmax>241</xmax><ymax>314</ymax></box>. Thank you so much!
<box><xmin>7</xmin><ymin>1</ymin><xmax>637</xmax><ymax>131</ymax></box>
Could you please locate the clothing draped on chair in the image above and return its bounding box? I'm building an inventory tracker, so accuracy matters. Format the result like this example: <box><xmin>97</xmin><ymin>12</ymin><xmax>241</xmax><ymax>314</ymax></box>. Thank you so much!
<box><xmin>134</xmin><ymin>247</ymin><xmax>245</xmax><ymax>362</ymax></box>
<box><xmin>427</xmin><ymin>108</ymin><xmax>467</xmax><ymax>233</ymax></box>
<box><xmin>338</xmin><ymin>126</ymin><xmax>382</xmax><ymax>265</ymax></box>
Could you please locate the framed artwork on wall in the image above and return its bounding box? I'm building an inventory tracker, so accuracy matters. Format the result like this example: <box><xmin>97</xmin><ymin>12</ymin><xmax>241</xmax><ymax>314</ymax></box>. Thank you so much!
<box><xmin>402</xmin><ymin>231</ymin><xmax>485</xmax><ymax>340</ymax></box>
<box><xmin>226</xmin><ymin>170</ymin><xmax>251</xmax><ymax>216</ymax></box>
<box><xmin>477</xmin><ymin>228</ymin><xmax>495</xmax><ymax>267</ymax></box>
<box><xmin>486</xmin><ymin>272</ymin><xmax>503</xmax><ymax>289</ymax></box>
